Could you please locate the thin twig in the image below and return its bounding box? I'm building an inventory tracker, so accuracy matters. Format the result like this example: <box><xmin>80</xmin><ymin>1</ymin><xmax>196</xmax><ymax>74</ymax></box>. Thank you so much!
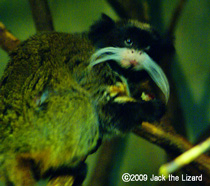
<box><xmin>28</xmin><ymin>0</ymin><xmax>54</xmax><ymax>32</ymax></box>
<box><xmin>159</xmin><ymin>137</ymin><xmax>210</xmax><ymax>178</ymax></box>
<box><xmin>0</xmin><ymin>22</ymin><xmax>20</xmax><ymax>53</ymax></box>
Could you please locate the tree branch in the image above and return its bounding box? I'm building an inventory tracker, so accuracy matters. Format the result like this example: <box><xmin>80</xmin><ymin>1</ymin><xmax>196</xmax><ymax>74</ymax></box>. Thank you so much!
<box><xmin>0</xmin><ymin>22</ymin><xmax>20</xmax><ymax>53</ymax></box>
<box><xmin>87</xmin><ymin>137</ymin><xmax>125</xmax><ymax>186</ymax></box>
<box><xmin>133</xmin><ymin>123</ymin><xmax>210</xmax><ymax>185</ymax></box>
<box><xmin>107</xmin><ymin>0</ymin><xmax>150</xmax><ymax>22</ymax></box>
<box><xmin>167</xmin><ymin>0</ymin><xmax>187</xmax><ymax>37</ymax></box>
<box><xmin>28</xmin><ymin>0</ymin><xmax>54</xmax><ymax>32</ymax></box>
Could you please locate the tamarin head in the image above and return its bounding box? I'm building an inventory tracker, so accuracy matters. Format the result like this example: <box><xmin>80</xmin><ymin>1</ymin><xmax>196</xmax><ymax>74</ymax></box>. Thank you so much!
<box><xmin>88</xmin><ymin>14</ymin><xmax>174</xmax><ymax>103</ymax></box>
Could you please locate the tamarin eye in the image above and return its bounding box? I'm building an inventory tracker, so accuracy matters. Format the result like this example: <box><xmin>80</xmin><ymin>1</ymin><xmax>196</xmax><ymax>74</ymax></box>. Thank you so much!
<box><xmin>124</xmin><ymin>38</ymin><xmax>133</xmax><ymax>46</ymax></box>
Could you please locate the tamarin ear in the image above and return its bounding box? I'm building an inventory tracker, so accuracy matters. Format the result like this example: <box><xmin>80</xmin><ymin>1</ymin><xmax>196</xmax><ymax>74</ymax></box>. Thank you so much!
<box><xmin>101</xmin><ymin>13</ymin><xmax>115</xmax><ymax>24</ymax></box>
<box><xmin>161</xmin><ymin>34</ymin><xmax>175</xmax><ymax>54</ymax></box>
<box><xmin>157</xmin><ymin>34</ymin><xmax>175</xmax><ymax>60</ymax></box>
<box><xmin>148</xmin><ymin>32</ymin><xmax>175</xmax><ymax>61</ymax></box>
<box><xmin>88</xmin><ymin>14</ymin><xmax>115</xmax><ymax>46</ymax></box>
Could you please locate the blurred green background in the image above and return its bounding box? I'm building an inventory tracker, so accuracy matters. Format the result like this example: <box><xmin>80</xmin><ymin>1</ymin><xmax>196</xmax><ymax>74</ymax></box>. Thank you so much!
<box><xmin>0</xmin><ymin>0</ymin><xmax>209</xmax><ymax>186</ymax></box>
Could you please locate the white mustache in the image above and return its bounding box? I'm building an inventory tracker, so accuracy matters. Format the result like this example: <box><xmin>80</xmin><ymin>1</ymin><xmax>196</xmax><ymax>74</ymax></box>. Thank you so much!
<box><xmin>89</xmin><ymin>47</ymin><xmax>170</xmax><ymax>103</ymax></box>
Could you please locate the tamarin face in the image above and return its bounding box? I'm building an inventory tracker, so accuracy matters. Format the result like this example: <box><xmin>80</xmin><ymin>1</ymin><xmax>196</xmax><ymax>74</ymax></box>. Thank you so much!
<box><xmin>89</xmin><ymin>14</ymin><xmax>173</xmax><ymax>103</ymax></box>
<box><xmin>89</xmin><ymin>14</ymin><xmax>162</xmax><ymax>60</ymax></box>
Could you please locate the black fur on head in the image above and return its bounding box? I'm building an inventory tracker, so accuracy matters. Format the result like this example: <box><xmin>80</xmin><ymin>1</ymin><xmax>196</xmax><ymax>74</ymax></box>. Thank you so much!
<box><xmin>88</xmin><ymin>14</ymin><xmax>174</xmax><ymax>62</ymax></box>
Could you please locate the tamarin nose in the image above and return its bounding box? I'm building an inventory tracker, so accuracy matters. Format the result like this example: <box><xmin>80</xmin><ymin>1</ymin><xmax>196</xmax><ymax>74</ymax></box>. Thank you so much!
<box><xmin>130</xmin><ymin>60</ymin><xmax>138</xmax><ymax>66</ymax></box>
